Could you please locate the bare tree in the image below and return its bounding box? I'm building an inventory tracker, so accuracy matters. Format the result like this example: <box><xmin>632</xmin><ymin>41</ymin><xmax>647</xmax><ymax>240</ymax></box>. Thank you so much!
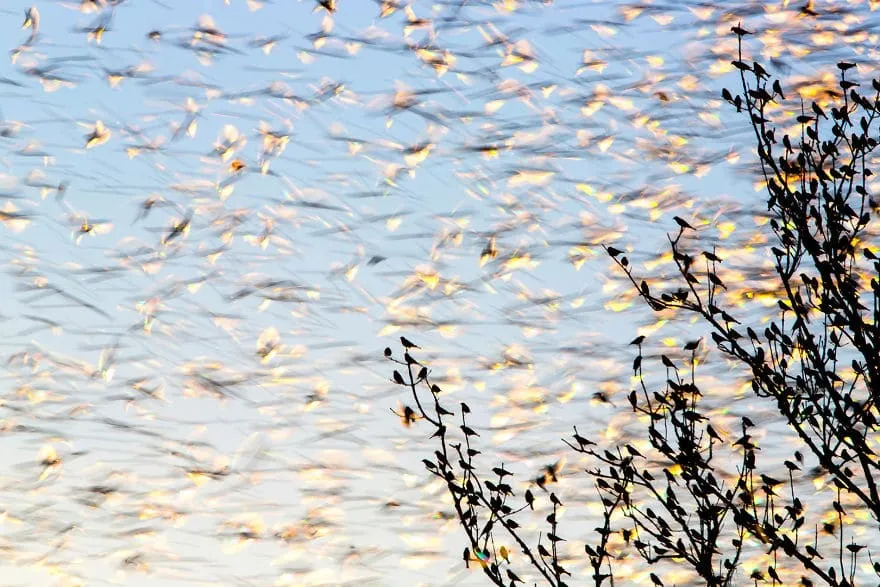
<box><xmin>388</xmin><ymin>31</ymin><xmax>880</xmax><ymax>587</ymax></box>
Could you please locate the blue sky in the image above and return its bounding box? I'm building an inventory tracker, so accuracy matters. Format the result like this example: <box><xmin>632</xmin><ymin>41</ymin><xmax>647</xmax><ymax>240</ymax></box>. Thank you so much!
<box><xmin>1</xmin><ymin>1</ymin><xmax>877</xmax><ymax>585</ymax></box>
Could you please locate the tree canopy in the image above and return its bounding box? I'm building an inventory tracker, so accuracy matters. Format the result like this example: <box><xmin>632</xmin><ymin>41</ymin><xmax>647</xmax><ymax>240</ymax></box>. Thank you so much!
<box><xmin>390</xmin><ymin>31</ymin><xmax>880</xmax><ymax>587</ymax></box>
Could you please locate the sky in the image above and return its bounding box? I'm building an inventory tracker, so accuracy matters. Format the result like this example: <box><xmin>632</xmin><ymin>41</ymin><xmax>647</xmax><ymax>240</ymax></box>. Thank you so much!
<box><xmin>1</xmin><ymin>0</ymin><xmax>880</xmax><ymax>586</ymax></box>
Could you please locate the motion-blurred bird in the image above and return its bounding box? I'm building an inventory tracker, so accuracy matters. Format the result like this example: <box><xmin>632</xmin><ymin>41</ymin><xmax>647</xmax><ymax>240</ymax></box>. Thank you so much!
<box><xmin>22</xmin><ymin>6</ymin><xmax>39</xmax><ymax>40</ymax></box>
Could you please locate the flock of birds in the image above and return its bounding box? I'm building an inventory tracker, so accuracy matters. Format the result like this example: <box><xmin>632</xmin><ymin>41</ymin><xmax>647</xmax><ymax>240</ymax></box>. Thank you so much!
<box><xmin>0</xmin><ymin>0</ymin><xmax>879</xmax><ymax>585</ymax></box>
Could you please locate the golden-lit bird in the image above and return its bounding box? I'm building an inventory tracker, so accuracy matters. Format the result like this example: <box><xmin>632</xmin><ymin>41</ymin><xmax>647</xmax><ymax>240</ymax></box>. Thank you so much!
<box><xmin>85</xmin><ymin>120</ymin><xmax>111</xmax><ymax>148</ymax></box>
<box><xmin>22</xmin><ymin>6</ymin><xmax>39</xmax><ymax>40</ymax></box>
<box><xmin>316</xmin><ymin>0</ymin><xmax>336</xmax><ymax>13</ymax></box>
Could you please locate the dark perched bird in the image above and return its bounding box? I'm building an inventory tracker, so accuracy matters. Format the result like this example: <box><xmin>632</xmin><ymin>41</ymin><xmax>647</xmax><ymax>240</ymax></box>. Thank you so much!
<box><xmin>673</xmin><ymin>216</ymin><xmax>695</xmax><ymax>230</ymax></box>
<box><xmin>400</xmin><ymin>336</ymin><xmax>419</xmax><ymax>349</ymax></box>
<box><xmin>805</xmin><ymin>544</ymin><xmax>822</xmax><ymax>558</ymax></box>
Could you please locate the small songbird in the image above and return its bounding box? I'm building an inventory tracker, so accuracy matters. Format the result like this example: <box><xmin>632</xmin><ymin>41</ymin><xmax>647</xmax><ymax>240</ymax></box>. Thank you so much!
<box><xmin>316</xmin><ymin>0</ymin><xmax>336</xmax><ymax>13</ymax></box>
<box><xmin>673</xmin><ymin>216</ymin><xmax>695</xmax><ymax>231</ymax></box>
<box><xmin>23</xmin><ymin>7</ymin><xmax>40</xmax><ymax>40</ymax></box>
<box><xmin>400</xmin><ymin>336</ymin><xmax>419</xmax><ymax>349</ymax></box>
<box><xmin>163</xmin><ymin>211</ymin><xmax>192</xmax><ymax>245</ymax></box>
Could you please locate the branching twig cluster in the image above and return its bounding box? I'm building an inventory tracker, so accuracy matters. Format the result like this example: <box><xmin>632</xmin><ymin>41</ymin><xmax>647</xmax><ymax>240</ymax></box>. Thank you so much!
<box><xmin>387</xmin><ymin>31</ymin><xmax>880</xmax><ymax>587</ymax></box>
<box><xmin>606</xmin><ymin>29</ymin><xmax>880</xmax><ymax>586</ymax></box>
<box><xmin>386</xmin><ymin>339</ymin><xmax>581</xmax><ymax>587</ymax></box>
